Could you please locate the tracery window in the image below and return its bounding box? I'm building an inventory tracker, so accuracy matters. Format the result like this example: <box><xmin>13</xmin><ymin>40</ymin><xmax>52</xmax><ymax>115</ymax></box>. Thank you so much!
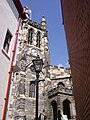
<box><xmin>28</xmin><ymin>28</ymin><xmax>34</xmax><ymax>44</ymax></box>
<box><xmin>36</xmin><ymin>31</ymin><xmax>41</xmax><ymax>48</ymax></box>
<box><xmin>29</xmin><ymin>83</ymin><xmax>35</xmax><ymax>98</ymax></box>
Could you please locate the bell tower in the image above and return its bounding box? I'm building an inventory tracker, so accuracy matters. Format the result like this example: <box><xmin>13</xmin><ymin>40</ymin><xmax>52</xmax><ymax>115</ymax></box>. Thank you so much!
<box><xmin>8</xmin><ymin>10</ymin><xmax>50</xmax><ymax>119</ymax></box>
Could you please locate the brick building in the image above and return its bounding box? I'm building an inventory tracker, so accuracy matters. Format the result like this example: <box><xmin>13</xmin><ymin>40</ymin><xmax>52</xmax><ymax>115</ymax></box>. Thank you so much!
<box><xmin>61</xmin><ymin>0</ymin><xmax>90</xmax><ymax>120</ymax></box>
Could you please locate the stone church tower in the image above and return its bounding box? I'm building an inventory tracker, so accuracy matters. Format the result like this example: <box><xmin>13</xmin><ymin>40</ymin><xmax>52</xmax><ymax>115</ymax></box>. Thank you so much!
<box><xmin>8</xmin><ymin>7</ymin><xmax>76</xmax><ymax>120</ymax></box>
<box><xmin>8</xmin><ymin>7</ymin><xmax>50</xmax><ymax>120</ymax></box>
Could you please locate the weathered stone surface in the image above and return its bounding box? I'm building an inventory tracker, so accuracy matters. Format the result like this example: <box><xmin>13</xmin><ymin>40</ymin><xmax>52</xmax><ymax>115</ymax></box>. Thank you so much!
<box><xmin>8</xmin><ymin>16</ymin><xmax>76</xmax><ymax>120</ymax></box>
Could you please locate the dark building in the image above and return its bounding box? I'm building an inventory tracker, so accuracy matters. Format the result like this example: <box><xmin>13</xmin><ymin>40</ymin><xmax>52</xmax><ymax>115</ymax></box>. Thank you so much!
<box><xmin>60</xmin><ymin>0</ymin><xmax>90</xmax><ymax>120</ymax></box>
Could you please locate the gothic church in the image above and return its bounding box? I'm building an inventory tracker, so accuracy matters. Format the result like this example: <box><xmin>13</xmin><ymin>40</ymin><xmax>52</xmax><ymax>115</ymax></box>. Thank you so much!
<box><xmin>8</xmin><ymin>7</ymin><xmax>76</xmax><ymax>120</ymax></box>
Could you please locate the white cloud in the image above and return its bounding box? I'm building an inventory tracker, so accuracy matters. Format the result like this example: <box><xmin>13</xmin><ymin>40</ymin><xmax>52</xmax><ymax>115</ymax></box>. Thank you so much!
<box><xmin>58</xmin><ymin>64</ymin><xmax>63</xmax><ymax>68</ymax></box>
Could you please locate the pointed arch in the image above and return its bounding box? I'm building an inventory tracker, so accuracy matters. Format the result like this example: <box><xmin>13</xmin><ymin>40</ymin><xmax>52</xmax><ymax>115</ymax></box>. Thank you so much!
<box><xmin>36</xmin><ymin>31</ymin><xmax>41</xmax><ymax>48</ymax></box>
<box><xmin>28</xmin><ymin>28</ymin><xmax>34</xmax><ymax>44</ymax></box>
<box><xmin>51</xmin><ymin>100</ymin><xmax>57</xmax><ymax>120</ymax></box>
<box><xmin>58</xmin><ymin>82</ymin><xmax>65</xmax><ymax>88</ymax></box>
<box><xmin>63</xmin><ymin>99</ymin><xmax>71</xmax><ymax>119</ymax></box>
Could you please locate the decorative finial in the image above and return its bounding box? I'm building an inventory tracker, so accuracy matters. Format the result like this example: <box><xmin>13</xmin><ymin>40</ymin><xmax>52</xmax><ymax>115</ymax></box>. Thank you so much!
<box><xmin>42</xmin><ymin>15</ymin><xmax>46</xmax><ymax>22</ymax></box>
<box><xmin>24</xmin><ymin>6</ymin><xmax>32</xmax><ymax>20</ymax></box>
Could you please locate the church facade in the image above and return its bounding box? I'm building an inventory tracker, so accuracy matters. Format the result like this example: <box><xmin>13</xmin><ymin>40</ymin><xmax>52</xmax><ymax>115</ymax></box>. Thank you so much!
<box><xmin>8</xmin><ymin>8</ymin><xmax>76</xmax><ymax>120</ymax></box>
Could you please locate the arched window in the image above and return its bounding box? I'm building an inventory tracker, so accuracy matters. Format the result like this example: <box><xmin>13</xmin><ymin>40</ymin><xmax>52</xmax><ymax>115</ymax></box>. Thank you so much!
<box><xmin>28</xmin><ymin>28</ymin><xmax>34</xmax><ymax>44</ymax></box>
<box><xmin>58</xmin><ymin>82</ymin><xmax>65</xmax><ymax>88</ymax></box>
<box><xmin>29</xmin><ymin>83</ymin><xmax>35</xmax><ymax>98</ymax></box>
<box><xmin>63</xmin><ymin>99</ymin><xmax>71</xmax><ymax>119</ymax></box>
<box><xmin>36</xmin><ymin>31</ymin><xmax>41</xmax><ymax>48</ymax></box>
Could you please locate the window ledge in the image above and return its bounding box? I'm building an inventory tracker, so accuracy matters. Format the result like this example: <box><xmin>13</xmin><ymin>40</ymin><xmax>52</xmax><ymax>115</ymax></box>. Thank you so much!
<box><xmin>1</xmin><ymin>49</ymin><xmax>10</xmax><ymax>60</ymax></box>
<box><xmin>29</xmin><ymin>97</ymin><xmax>36</xmax><ymax>100</ymax></box>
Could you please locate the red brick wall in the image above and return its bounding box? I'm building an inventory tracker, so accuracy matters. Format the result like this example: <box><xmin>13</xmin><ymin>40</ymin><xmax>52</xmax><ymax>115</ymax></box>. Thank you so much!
<box><xmin>61</xmin><ymin>0</ymin><xmax>90</xmax><ymax>120</ymax></box>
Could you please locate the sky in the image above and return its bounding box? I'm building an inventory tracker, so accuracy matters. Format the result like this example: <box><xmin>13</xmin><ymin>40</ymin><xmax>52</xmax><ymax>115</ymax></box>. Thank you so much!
<box><xmin>20</xmin><ymin>0</ymin><xmax>68</xmax><ymax>68</ymax></box>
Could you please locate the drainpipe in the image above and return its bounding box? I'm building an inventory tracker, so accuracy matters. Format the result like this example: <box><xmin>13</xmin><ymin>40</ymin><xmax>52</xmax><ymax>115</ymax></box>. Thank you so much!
<box><xmin>2</xmin><ymin>16</ymin><xmax>21</xmax><ymax>120</ymax></box>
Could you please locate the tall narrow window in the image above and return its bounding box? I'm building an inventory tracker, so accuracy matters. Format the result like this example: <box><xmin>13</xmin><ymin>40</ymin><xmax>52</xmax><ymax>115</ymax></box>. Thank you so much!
<box><xmin>3</xmin><ymin>29</ymin><xmax>12</xmax><ymax>53</ymax></box>
<box><xmin>28</xmin><ymin>28</ymin><xmax>34</xmax><ymax>45</ymax></box>
<box><xmin>29</xmin><ymin>83</ymin><xmax>35</xmax><ymax>98</ymax></box>
<box><xmin>63</xmin><ymin>99</ymin><xmax>71</xmax><ymax>119</ymax></box>
<box><xmin>19</xmin><ymin>79</ymin><xmax>25</xmax><ymax>94</ymax></box>
<box><xmin>36</xmin><ymin>31</ymin><xmax>41</xmax><ymax>48</ymax></box>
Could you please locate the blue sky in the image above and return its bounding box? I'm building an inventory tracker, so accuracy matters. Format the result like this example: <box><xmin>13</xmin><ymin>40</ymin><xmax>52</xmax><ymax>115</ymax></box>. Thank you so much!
<box><xmin>20</xmin><ymin>0</ymin><xmax>68</xmax><ymax>68</ymax></box>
